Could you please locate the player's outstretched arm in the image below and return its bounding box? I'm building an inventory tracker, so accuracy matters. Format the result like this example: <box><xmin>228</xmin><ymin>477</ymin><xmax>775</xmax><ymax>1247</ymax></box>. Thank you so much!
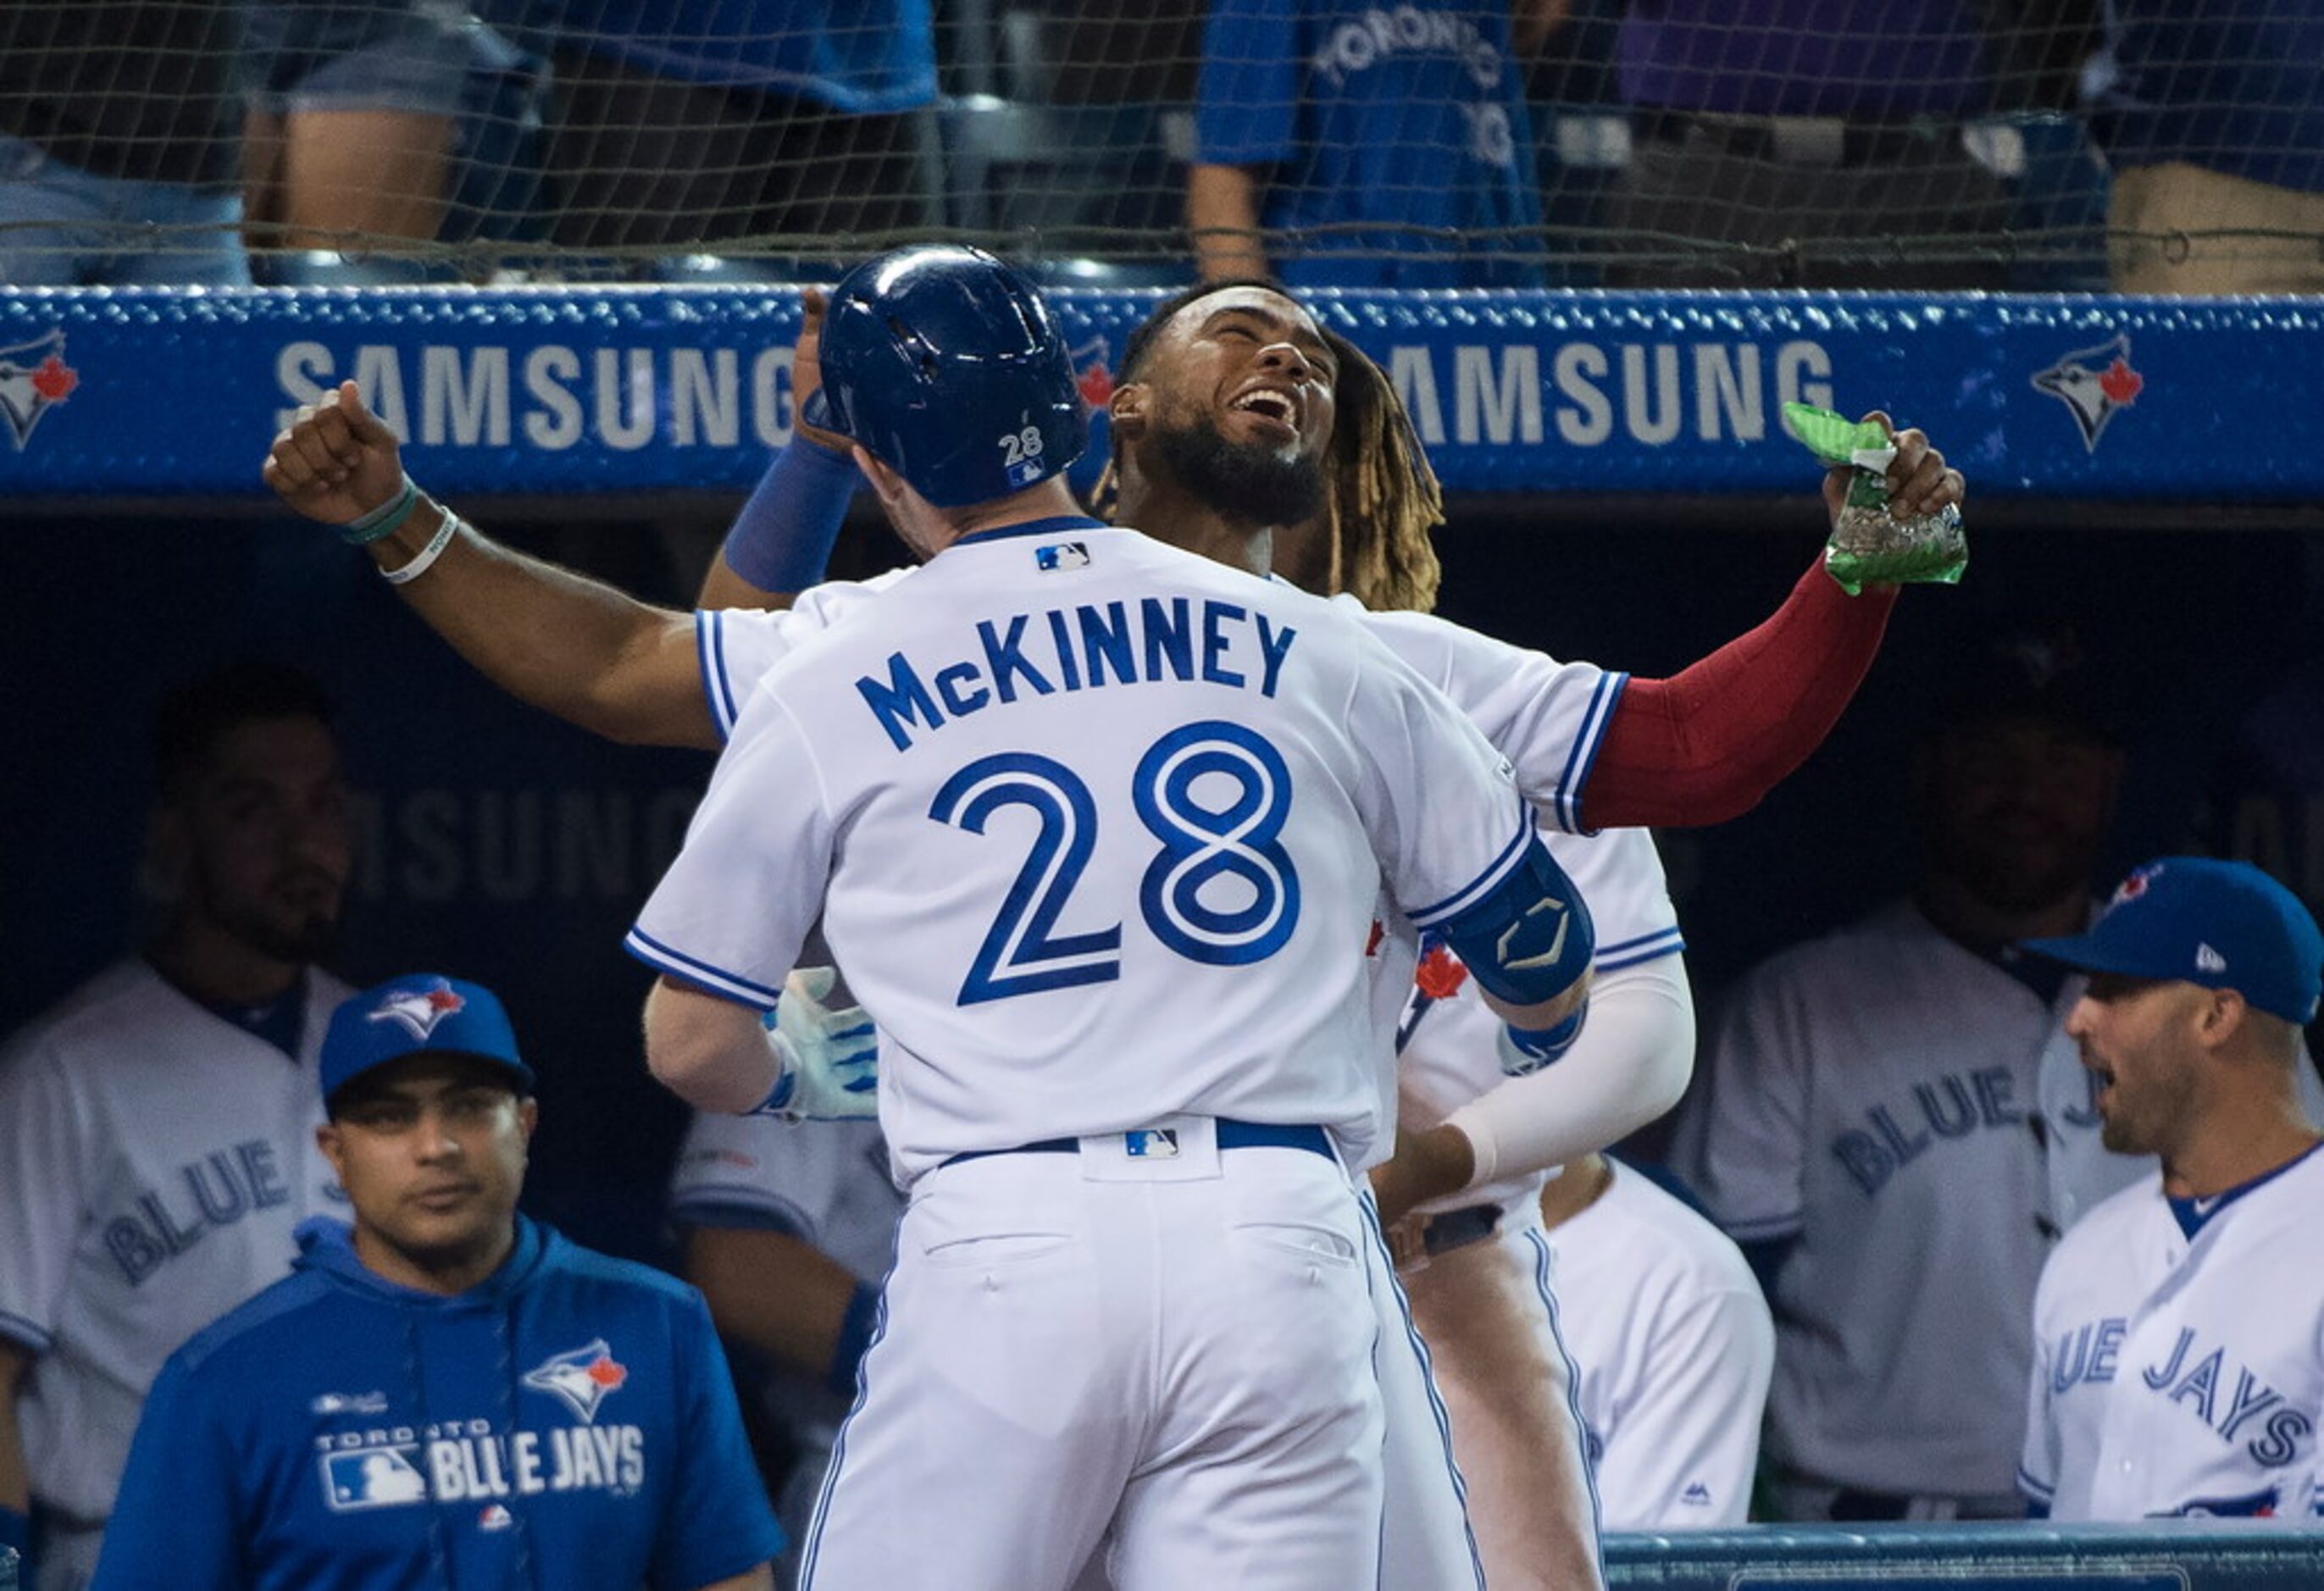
<box><xmin>263</xmin><ymin>381</ymin><xmax>717</xmax><ymax>749</ymax></box>
<box><xmin>1584</xmin><ymin>415</ymin><xmax>1965</xmax><ymax>830</ymax></box>
<box><xmin>698</xmin><ymin>287</ymin><xmax>860</xmax><ymax>613</ymax></box>
<box><xmin>683</xmin><ymin>1224</ymin><xmax>868</xmax><ymax>1384</ymax></box>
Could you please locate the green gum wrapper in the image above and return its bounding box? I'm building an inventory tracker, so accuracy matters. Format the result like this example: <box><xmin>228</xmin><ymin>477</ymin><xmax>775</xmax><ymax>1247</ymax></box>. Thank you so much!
<box><xmin>1781</xmin><ymin>402</ymin><xmax>1968</xmax><ymax>596</ymax></box>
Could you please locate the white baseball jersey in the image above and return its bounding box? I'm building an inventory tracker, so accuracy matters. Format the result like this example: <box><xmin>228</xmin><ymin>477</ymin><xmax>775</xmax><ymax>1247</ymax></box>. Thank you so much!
<box><xmin>2021</xmin><ymin>1145</ymin><xmax>2324</xmax><ymax>1521</ymax></box>
<box><xmin>1545</xmin><ymin>1163</ymin><xmax>1775</xmax><ymax>1528</ymax></box>
<box><xmin>0</xmin><ymin>961</ymin><xmax>347</xmax><ymax>1535</ymax></box>
<box><xmin>635</xmin><ymin>518</ymin><xmax>1538</xmax><ymax>1183</ymax></box>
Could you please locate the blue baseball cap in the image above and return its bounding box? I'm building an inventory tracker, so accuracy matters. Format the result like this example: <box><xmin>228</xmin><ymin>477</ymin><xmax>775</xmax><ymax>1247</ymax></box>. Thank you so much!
<box><xmin>321</xmin><ymin>974</ymin><xmax>535</xmax><ymax>1103</ymax></box>
<box><xmin>2021</xmin><ymin>857</ymin><xmax>2323</xmax><ymax>1024</ymax></box>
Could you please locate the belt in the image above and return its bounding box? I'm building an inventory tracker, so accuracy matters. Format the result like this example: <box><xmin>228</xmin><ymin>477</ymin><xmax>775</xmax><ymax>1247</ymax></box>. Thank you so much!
<box><xmin>943</xmin><ymin>1119</ymin><xmax>1332</xmax><ymax>1169</ymax></box>
<box><xmin>1420</xmin><ymin>1202</ymin><xmax>1500</xmax><ymax>1257</ymax></box>
<box><xmin>1636</xmin><ymin>110</ymin><xmax>1951</xmax><ymax>168</ymax></box>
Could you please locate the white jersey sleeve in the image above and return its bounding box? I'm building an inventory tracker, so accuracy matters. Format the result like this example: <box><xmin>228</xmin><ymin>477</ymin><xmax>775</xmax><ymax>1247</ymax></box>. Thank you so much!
<box><xmin>696</xmin><ymin>569</ymin><xmax>913</xmax><ymax>742</ymax></box>
<box><xmin>666</xmin><ymin>1113</ymin><xmax>902</xmax><ymax>1284</ymax></box>
<box><xmin>1351</xmin><ymin>603</ymin><xmax>1627</xmax><ymax>834</ymax></box>
<box><xmin>2018</xmin><ymin>1244</ymin><xmax>2069</xmax><ymax>1514</ymax></box>
<box><xmin>0</xmin><ymin>1020</ymin><xmax>98</xmax><ymax>1355</ymax></box>
<box><xmin>630</xmin><ymin>685</ymin><xmax>835</xmax><ymax>1009</ymax></box>
<box><xmin>1551</xmin><ymin>1167</ymin><xmax>1774</xmax><ymax>1529</ymax></box>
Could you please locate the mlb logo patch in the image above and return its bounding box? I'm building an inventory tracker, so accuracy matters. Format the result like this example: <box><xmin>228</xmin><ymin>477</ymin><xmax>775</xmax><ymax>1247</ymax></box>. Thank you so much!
<box><xmin>1124</xmin><ymin>1128</ymin><xmax>1179</xmax><ymax>1159</ymax></box>
<box><xmin>1037</xmin><ymin>541</ymin><xmax>1091</xmax><ymax>572</ymax></box>
<box><xmin>321</xmin><ymin>1445</ymin><xmax>429</xmax><ymax>1511</ymax></box>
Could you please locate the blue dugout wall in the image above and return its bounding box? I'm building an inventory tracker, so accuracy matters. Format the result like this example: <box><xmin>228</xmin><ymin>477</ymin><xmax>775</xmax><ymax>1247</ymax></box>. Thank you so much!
<box><xmin>3</xmin><ymin>286</ymin><xmax>2318</xmax><ymax>501</ymax></box>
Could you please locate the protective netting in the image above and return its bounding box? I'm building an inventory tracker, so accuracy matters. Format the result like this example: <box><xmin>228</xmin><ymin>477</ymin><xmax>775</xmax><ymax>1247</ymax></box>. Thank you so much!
<box><xmin>0</xmin><ymin>0</ymin><xmax>2317</xmax><ymax>292</ymax></box>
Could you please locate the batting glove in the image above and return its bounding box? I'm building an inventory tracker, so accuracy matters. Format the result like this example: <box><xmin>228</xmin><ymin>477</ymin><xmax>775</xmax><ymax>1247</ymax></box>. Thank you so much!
<box><xmin>750</xmin><ymin>967</ymin><xmax>879</xmax><ymax>1121</ymax></box>
<box><xmin>1495</xmin><ymin>998</ymin><xmax>1589</xmax><ymax>1077</ymax></box>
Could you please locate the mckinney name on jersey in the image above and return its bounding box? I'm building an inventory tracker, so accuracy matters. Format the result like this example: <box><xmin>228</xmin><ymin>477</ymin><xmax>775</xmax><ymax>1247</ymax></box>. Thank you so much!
<box><xmin>855</xmin><ymin>587</ymin><xmax>1301</xmax><ymax>751</ymax></box>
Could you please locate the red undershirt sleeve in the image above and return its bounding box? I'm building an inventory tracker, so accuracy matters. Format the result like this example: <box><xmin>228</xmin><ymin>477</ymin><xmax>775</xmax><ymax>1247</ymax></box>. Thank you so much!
<box><xmin>1581</xmin><ymin>557</ymin><xmax>1900</xmax><ymax>830</ymax></box>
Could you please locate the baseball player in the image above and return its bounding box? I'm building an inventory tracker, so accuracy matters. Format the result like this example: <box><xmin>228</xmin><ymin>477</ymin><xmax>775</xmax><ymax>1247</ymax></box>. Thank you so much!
<box><xmin>93</xmin><ymin>973</ymin><xmax>785</xmax><ymax>1588</ymax></box>
<box><xmin>1538</xmin><ymin>1153</ymin><xmax>1775</xmax><ymax>1529</ymax></box>
<box><xmin>0</xmin><ymin>661</ymin><xmax>354</xmax><ymax>1591</ymax></box>
<box><xmin>628</xmin><ymin>246</ymin><xmax>1596</xmax><ymax>1589</ymax></box>
<box><xmin>2017</xmin><ymin>858</ymin><xmax>2324</xmax><ymax>1522</ymax></box>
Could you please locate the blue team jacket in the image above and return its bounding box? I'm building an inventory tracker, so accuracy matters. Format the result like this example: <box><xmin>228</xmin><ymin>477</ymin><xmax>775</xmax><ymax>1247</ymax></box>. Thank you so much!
<box><xmin>96</xmin><ymin>1216</ymin><xmax>783</xmax><ymax>1590</ymax></box>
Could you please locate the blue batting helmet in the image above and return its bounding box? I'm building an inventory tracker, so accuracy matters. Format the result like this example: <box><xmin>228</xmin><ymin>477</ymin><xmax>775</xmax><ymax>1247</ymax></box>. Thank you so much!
<box><xmin>801</xmin><ymin>246</ymin><xmax>1090</xmax><ymax>508</ymax></box>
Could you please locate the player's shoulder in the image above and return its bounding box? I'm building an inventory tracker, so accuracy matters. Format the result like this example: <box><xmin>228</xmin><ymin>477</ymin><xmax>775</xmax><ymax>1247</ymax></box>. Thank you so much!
<box><xmin>2045</xmin><ymin>1176</ymin><xmax>2162</xmax><ymax>1286</ymax></box>
<box><xmin>1592</xmin><ymin>1163</ymin><xmax>1760</xmax><ymax>1289</ymax></box>
<box><xmin>1</xmin><ymin>960</ymin><xmax>184</xmax><ymax>1076</ymax></box>
<box><xmin>1729</xmin><ymin>897</ymin><xmax>1930</xmax><ymax>994</ymax></box>
<box><xmin>166</xmin><ymin>1264</ymin><xmax>342</xmax><ymax>1383</ymax></box>
<box><xmin>535</xmin><ymin>1226</ymin><xmax>709</xmax><ymax>1320</ymax></box>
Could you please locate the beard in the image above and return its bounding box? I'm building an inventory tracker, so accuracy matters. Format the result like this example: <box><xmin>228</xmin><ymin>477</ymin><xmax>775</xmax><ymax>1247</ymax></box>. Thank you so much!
<box><xmin>192</xmin><ymin>860</ymin><xmax>346</xmax><ymax>965</ymax></box>
<box><xmin>1153</xmin><ymin>412</ymin><xmax>1326</xmax><ymax>528</ymax></box>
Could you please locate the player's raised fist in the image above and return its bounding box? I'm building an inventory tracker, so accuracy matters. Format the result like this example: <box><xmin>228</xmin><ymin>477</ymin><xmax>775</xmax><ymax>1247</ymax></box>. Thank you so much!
<box><xmin>1818</xmin><ymin>409</ymin><xmax>1966</xmax><ymax>529</ymax></box>
<box><xmin>263</xmin><ymin>380</ymin><xmax>408</xmax><ymax>526</ymax></box>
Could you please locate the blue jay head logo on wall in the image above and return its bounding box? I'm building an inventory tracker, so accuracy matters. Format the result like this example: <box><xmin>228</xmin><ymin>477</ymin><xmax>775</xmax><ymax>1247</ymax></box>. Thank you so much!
<box><xmin>0</xmin><ymin>329</ymin><xmax>80</xmax><ymax>450</ymax></box>
<box><xmin>2031</xmin><ymin>333</ymin><xmax>2144</xmax><ymax>453</ymax></box>
<box><xmin>522</xmin><ymin>1339</ymin><xmax>630</xmax><ymax>1423</ymax></box>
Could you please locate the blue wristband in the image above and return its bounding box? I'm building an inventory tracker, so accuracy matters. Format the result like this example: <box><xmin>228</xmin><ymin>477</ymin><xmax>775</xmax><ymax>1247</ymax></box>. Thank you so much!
<box><xmin>1502</xmin><ymin>1000</ymin><xmax>1589</xmax><ymax>1076</ymax></box>
<box><xmin>722</xmin><ymin>437</ymin><xmax>857</xmax><ymax>594</ymax></box>
<box><xmin>824</xmin><ymin>1280</ymin><xmax>882</xmax><ymax>1395</ymax></box>
<box><xmin>1</xmin><ymin>1501</ymin><xmax>31</xmax><ymax>1570</ymax></box>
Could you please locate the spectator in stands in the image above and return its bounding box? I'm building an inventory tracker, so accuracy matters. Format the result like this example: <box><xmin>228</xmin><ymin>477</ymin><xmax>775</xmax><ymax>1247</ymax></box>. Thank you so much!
<box><xmin>2091</xmin><ymin>3</ymin><xmax>2324</xmax><ymax>294</ymax></box>
<box><xmin>0</xmin><ymin>0</ymin><xmax>249</xmax><ymax>285</ymax></box>
<box><xmin>240</xmin><ymin>1</ymin><xmax>468</xmax><ymax>258</ymax></box>
<box><xmin>1189</xmin><ymin>0</ymin><xmax>1550</xmax><ymax>286</ymax></box>
<box><xmin>1599</xmin><ymin>0</ymin><xmax>2014</xmax><ymax>288</ymax></box>
<box><xmin>474</xmin><ymin>0</ymin><xmax>938</xmax><ymax>256</ymax></box>
<box><xmin>0</xmin><ymin>662</ymin><xmax>355</xmax><ymax>1587</ymax></box>
<box><xmin>2016</xmin><ymin>860</ymin><xmax>2324</xmax><ymax>1520</ymax></box>
<box><xmin>1538</xmin><ymin>1153</ymin><xmax>1774</xmax><ymax>1528</ymax></box>
<box><xmin>94</xmin><ymin>973</ymin><xmax>785</xmax><ymax>1588</ymax></box>
<box><xmin>1669</xmin><ymin>624</ymin><xmax>2136</xmax><ymax>1521</ymax></box>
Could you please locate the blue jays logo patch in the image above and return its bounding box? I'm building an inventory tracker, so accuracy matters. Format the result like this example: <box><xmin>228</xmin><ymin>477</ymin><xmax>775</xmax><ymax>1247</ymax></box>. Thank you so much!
<box><xmin>368</xmin><ymin>978</ymin><xmax>466</xmax><ymax>1042</ymax></box>
<box><xmin>0</xmin><ymin>329</ymin><xmax>79</xmax><ymax>450</ymax></box>
<box><xmin>320</xmin><ymin>1445</ymin><xmax>428</xmax><ymax>1511</ymax></box>
<box><xmin>2032</xmin><ymin>333</ymin><xmax>2144</xmax><ymax>453</ymax></box>
<box><xmin>522</xmin><ymin>1340</ymin><xmax>630</xmax><ymax>1423</ymax></box>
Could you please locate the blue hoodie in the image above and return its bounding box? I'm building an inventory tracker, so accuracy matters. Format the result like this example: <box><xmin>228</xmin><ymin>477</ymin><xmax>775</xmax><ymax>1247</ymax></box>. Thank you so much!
<box><xmin>96</xmin><ymin>1216</ymin><xmax>783</xmax><ymax>1589</ymax></box>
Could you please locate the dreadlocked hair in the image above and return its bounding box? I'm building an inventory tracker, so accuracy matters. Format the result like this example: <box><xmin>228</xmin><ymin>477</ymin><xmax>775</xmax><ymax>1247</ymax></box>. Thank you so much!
<box><xmin>1092</xmin><ymin>280</ymin><xmax>1445</xmax><ymax>615</ymax></box>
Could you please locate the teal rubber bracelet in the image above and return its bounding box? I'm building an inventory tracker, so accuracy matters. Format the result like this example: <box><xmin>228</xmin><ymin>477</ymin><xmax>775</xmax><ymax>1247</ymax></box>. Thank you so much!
<box><xmin>338</xmin><ymin>476</ymin><xmax>420</xmax><ymax>546</ymax></box>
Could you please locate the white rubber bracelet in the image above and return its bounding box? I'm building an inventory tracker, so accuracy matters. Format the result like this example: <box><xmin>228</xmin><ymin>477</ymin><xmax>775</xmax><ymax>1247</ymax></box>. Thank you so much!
<box><xmin>380</xmin><ymin>508</ymin><xmax>459</xmax><ymax>585</ymax></box>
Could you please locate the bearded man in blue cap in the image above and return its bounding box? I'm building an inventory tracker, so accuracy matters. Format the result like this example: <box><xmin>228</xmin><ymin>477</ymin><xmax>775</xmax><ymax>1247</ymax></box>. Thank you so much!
<box><xmin>2016</xmin><ymin>858</ymin><xmax>2324</xmax><ymax>1522</ymax></box>
<box><xmin>95</xmin><ymin>974</ymin><xmax>784</xmax><ymax>1590</ymax></box>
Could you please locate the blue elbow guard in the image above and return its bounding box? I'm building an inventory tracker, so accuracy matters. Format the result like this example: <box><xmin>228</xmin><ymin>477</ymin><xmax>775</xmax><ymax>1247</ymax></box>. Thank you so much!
<box><xmin>1499</xmin><ymin>998</ymin><xmax>1588</xmax><ymax>1076</ymax></box>
<box><xmin>1436</xmin><ymin>837</ymin><xmax>1595</xmax><ymax>1008</ymax></box>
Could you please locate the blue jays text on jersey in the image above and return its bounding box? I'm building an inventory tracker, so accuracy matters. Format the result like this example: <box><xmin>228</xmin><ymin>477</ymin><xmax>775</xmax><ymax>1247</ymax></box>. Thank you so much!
<box><xmin>1829</xmin><ymin>1063</ymin><xmax>2030</xmax><ymax>1198</ymax></box>
<box><xmin>101</xmin><ymin>1138</ymin><xmax>299</xmax><ymax>1285</ymax></box>
<box><xmin>857</xmin><ymin>596</ymin><xmax>1300</xmax><ymax>751</ymax></box>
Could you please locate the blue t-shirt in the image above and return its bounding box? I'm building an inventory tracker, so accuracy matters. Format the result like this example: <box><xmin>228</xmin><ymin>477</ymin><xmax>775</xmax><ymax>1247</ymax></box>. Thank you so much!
<box><xmin>2099</xmin><ymin>2</ymin><xmax>2324</xmax><ymax>193</ymax></box>
<box><xmin>1615</xmin><ymin>0</ymin><xmax>1988</xmax><ymax>119</ymax></box>
<box><xmin>1196</xmin><ymin>0</ymin><xmax>1547</xmax><ymax>288</ymax></box>
<box><xmin>96</xmin><ymin>1217</ymin><xmax>783</xmax><ymax>1590</ymax></box>
<box><xmin>480</xmin><ymin>0</ymin><xmax>935</xmax><ymax>114</ymax></box>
